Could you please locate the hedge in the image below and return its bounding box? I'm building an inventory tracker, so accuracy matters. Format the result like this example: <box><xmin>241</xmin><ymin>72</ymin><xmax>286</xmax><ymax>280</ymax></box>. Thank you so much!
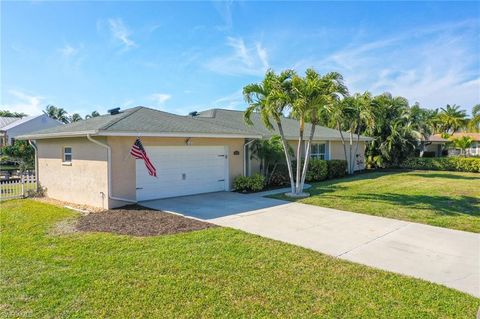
<box><xmin>327</xmin><ymin>160</ymin><xmax>348</xmax><ymax>179</ymax></box>
<box><xmin>400</xmin><ymin>157</ymin><xmax>480</xmax><ymax>173</ymax></box>
<box><xmin>233</xmin><ymin>174</ymin><xmax>266</xmax><ymax>192</ymax></box>
<box><xmin>263</xmin><ymin>159</ymin><xmax>348</xmax><ymax>187</ymax></box>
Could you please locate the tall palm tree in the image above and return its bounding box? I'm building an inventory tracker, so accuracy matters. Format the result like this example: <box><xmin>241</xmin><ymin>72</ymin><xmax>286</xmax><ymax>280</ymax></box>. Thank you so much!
<box><xmin>69</xmin><ymin>113</ymin><xmax>83</xmax><ymax>122</ymax></box>
<box><xmin>85</xmin><ymin>111</ymin><xmax>100</xmax><ymax>119</ymax></box>
<box><xmin>292</xmin><ymin>69</ymin><xmax>348</xmax><ymax>187</ymax></box>
<box><xmin>468</xmin><ymin>104</ymin><xmax>480</xmax><ymax>132</ymax></box>
<box><xmin>44</xmin><ymin>105</ymin><xmax>69</xmax><ymax>124</ymax></box>
<box><xmin>437</xmin><ymin>104</ymin><xmax>467</xmax><ymax>134</ymax></box>
<box><xmin>244</xmin><ymin>69</ymin><xmax>297</xmax><ymax>194</ymax></box>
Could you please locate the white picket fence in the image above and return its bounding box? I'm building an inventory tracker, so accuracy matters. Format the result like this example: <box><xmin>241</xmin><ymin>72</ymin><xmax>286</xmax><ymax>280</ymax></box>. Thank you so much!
<box><xmin>0</xmin><ymin>174</ymin><xmax>37</xmax><ymax>200</ymax></box>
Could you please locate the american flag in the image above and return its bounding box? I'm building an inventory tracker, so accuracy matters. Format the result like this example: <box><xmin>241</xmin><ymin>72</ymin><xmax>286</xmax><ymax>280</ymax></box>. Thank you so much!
<box><xmin>130</xmin><ymin>138</ymin><xmax>157</xmax><ymax>177</ymax></box>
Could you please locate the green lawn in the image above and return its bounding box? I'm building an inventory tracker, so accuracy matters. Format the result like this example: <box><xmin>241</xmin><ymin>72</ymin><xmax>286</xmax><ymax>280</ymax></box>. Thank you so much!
<box><xmin>1</xmin><ymin>200</ymin><xmax>478</xmax><ymax>318</ymax></box>
<box><xmin>272</xmin><ymin>170</ymin><xmax>480</xmax><ymax>233</ymax></box>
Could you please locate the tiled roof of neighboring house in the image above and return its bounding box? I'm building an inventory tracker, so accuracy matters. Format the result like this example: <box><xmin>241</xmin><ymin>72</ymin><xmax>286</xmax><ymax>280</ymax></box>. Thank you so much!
<box><xmin>0</xmin><ymin>117</ymin><xmax>21</xmax><ymax>129</ymax></box>
<box><xmin>18</xmin><ymin>106</ymin><xmax>373</xmax><ymax>141</ymax></box>
<box><xmin>428</xmin><ymin>133</ymin><xmax>480</xmax><ymax>142</ymax></box>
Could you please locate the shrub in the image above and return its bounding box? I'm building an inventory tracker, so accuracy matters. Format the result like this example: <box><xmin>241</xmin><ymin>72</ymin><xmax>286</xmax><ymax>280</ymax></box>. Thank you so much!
<box><xmin>305</xmin><ymin>159</ymin><xmax>328</xmax><ymax>182</ymax></box>
<box><xmin>400</xmin><ymin>157</ymin><xmax>480</xmax><ymax>173</ymax></box>
<box><xmin>327</xmin><ymin>160</ymin><xmax>347</xmax><ymax>179</ymax></box>
<box><xmin>233</xmin><ymin>174</ymin><xmax>266</xmax><ymax>192</ymax></box>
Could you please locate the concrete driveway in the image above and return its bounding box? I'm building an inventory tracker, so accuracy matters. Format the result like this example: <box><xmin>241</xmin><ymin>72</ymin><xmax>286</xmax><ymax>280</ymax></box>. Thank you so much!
<box><xmin>141</xmin><ymin>191</ymin><xmax>480</xmax><ymax>297</ymax></box>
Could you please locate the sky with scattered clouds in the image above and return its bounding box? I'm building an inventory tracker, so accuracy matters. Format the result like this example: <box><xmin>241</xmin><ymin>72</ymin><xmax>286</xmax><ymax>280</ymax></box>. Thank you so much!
<box><xmin>1</xmin><ymin>1</ymin><xmax>479</xmax><ymax>117</ymax></box>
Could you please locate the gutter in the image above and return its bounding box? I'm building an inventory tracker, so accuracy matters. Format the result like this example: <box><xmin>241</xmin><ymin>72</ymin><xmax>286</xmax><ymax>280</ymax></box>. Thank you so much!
<box><xmin>243</xmin><ymin>138</ymin><xmax>257</xmax><ymax>176</ymax></box>
<box><xmin>28</xmin><ymin>140</ymin><xmax>39</xmax><ymax>192</ymax></box>
<box><xmin>86</xmin><ymin>134</ymin><xmax>137</xmax><ymax>205</ymax></box>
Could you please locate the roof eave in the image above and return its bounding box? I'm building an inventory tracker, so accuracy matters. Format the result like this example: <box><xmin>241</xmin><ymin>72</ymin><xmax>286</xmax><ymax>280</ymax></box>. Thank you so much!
<box><xmin>97</xmin><ymin>131</ymin><xmax>263</xmax><ymax>139</ymax></box>
<box><xmin>16</xmin><ymin>130</ymin><xmax>99</xmax><ymax>140</ymax></box>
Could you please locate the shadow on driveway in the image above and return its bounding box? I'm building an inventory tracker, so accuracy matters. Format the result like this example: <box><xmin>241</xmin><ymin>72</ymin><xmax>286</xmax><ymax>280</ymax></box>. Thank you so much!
<box><xmin>140</xmin><ymin>191</ymin><xmax>289</xmax><ymax>220</ymax></box>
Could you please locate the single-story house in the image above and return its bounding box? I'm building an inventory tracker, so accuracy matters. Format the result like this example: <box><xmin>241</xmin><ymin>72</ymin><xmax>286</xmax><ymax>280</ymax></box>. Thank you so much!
<box><xmin>423</xmin><ymin>133</ymin><xmax>480</xmax><ymax>157</ymax></box>
<box><xmin>0</xmin><ymin>114</ymin><xmax>62</xmax><ymax>147</ymax></box>
<box><xmin>19</xmin><ymin>106</ymin><xmax>372</xmax><ymax>209</ymax></box>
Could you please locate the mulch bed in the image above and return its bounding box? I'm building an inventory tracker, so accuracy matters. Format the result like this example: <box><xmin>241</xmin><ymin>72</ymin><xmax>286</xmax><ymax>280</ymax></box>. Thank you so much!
<box><xmin>76</xmin><ymin>205</ymin><xmax>216</xmax><ymax>237</ymax></box>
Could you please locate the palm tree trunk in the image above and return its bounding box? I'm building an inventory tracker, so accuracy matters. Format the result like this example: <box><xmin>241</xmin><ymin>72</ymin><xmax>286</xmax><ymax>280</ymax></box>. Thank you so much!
<box><xmin>353</xmin><ymin>125</ymin><xmax>362</xmax><ymax>172</ymax></box>
<box><xmin>295</xmin><ymin>119</ymin><xmax>305</xmax><ymax>194</ymax></box>
<box><xmin>338</xmin><ymin>122</ymin><xmax>349</xmax><ymax>174</ymax></box>
<box><xmin>277</xmin><ymin>121</ymin><xmax>295</xmax><ymax>194</ymax></box>
<box><xmin>300</xmin><ymin>123</ymin><xmax>316</xmax><ymax>192</ymax></box>
<box><xmin>349</xmin><ymin>130</ymin><xmax>354</xmax><ymax>174</ymax></box>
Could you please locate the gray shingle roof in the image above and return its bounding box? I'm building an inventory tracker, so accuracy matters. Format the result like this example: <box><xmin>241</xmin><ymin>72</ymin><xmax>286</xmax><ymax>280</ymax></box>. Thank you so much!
<box><xmin>18</xmin><ymin>106</ymin><xmax>372</xmax><ymax>141</ymax></box>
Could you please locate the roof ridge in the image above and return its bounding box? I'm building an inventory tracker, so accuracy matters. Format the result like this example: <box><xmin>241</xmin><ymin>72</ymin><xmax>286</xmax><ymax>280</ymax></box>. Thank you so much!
<box><xmin>99</xmin><ymin>106</ymin><xmax>144</xmax><ymax>131</ymax></box>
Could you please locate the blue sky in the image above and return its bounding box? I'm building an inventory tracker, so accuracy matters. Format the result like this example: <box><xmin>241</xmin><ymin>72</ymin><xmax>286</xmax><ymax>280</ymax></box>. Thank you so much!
<box><xmin>1</xmin><ymin>1</ymin><xmax>479</xmax><ymax>117</ymax></box>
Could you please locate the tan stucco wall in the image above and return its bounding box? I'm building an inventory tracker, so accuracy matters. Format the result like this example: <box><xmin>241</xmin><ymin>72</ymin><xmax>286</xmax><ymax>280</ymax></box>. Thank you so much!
<box><xmin>250</xmin><ymin>139</ymin><xmax>367</xmax><ymax>174</ymax></box>
<box><xmin>37</xmin><ymin>136</ymin><xmax>246</xmax><ymax>209</ymax></box>
<box><xmin>37</xmin><ymin>137</ymin><xmax>109</xmax><ymax>208</ymax></box>
<box><xmin>107</xmin><ymin>136</ymin><xmax>246</xmax><ymax>207</ymax></box>
<box><xmin>330</xmin><ymin>141</ymin><xmax>366</xmax><ymax>171</ymax></box>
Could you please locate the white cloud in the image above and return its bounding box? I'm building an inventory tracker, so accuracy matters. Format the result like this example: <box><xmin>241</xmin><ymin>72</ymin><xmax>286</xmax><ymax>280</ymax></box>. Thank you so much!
<box><xmin>212</xmin><ymin>90</ymin><xmax>244</xmax><ymax>110</ymax></box>
<box><xmin>212</xmin><ymin>0</ymin><xmax>234</xmax><ymax>30</ymax></box>
<box><xmin>59</xmin><ymin>44</ymin><xmax>79</xmax><ymax>57</ymax></box>
<box><xmin>296</xmin><ymin>20</ymin><xmax>480</xmax><ymax>110</ymax></box>
<box><xmin>149</xmin><ymin>93</ymin><xmax>171</xmax><ymax>106</ymax></box>
<box><xmin>206</xmin><ymin>37</ymin><xmax>269</xmax><ymax>76</ymax></box>
<box><xmin>108</xmin><ymin>18</ymin><xmax>136</xmax><ymax>49</ymax></box>
<box><xmin>3</xmin><ymin>90</ymin><xmax>45</xmax><ymax>115</ymax></box>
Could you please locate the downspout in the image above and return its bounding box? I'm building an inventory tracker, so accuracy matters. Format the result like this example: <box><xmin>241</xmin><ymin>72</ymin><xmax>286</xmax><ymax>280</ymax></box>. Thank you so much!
<box><xmin>243</xmin><ymin>139</ymin><xmax>256</xmax><ymax>176</ymax></box>
<box><xmin>28</xmin><ymin>140</ymin><xmax>38</xmax><ymax>192</ymax></box>
<box><xmin>87</xmin><ymin>134</ymin><xmax>137</xmax><ymax>204</ymax></box>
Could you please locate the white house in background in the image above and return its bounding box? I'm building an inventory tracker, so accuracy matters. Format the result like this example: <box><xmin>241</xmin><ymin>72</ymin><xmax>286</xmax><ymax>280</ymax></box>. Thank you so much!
<box><xmin>0</xmin><ymin>114</ymin><xmax>62</xmax><ymax>147</ymax></box>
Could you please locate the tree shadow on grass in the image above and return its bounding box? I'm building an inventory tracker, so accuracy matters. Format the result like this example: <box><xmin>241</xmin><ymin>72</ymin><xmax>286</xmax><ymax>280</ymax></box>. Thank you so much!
<box><xmin>409</xmin><ymin>173</ymin><xmax>480</xmax><ymax>180</ymax></box>
<box><xmin>333</xmin><ymin>192</ymin><xmax>480</xmax><ymax>217</ymax></box>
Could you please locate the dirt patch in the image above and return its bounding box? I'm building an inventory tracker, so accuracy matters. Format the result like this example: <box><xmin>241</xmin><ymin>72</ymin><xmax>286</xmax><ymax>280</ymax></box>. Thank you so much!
<box><xmin>34</xmin><ymin>197</ymin><xmax>104</xmax><ymax>213</ymax></box>
<box><xmin>76</xmin><ymin>205</ymin><xmax>216</xmax><ymax>236</ymax></box>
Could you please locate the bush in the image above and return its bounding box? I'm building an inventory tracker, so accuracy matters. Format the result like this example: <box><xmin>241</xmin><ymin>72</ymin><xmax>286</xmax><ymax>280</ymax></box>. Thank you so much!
<box><xmin>233</xmin><ymin>174</ymin><xmax>266</xmax><ymax>192</ymax></box>
<box><xmin>400</xmin><ymin>157</ymin><xmax>480</xmax><ymax>173</ymax></box>
<box><xmin>305</xmin><ymin>159</ymin><xmax>328</xmax><ymax>182</ymax></box>
<box><xmin>327</xmin><ymin>160</ymin><xmax>347</xmax><ymax>179</ymax></box>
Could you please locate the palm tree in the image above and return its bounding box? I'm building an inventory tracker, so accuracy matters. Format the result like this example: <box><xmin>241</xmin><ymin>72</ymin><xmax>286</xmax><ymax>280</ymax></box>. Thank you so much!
<box><xmin>69</xmin><ymin>113</ymin><xmax>83</xmax><ymax>122</ymax></box>
<box><xmin>243</xmin><ymin>69</ymin><xmax>297</xmax><ymax>194</ymax></box>
<box><xmin>365</xmin><ymin>93</ymin><xmax>419</xmax><ymax>166</ymax></box>
<box><xmin>437</xmin><ymin>104</ymin><xmax>467</xmax><ymax>134</ymax></box>
<box><xmin>44</xmin><ymin>105</ymin><xmax>69</xmax><ymax>124</ymax></box>
<box><xmin>450</xmin><ymin>136</ymin><xmax>473</xmax><ymax>156</ymax></box>
<box><xmin>85</xmin><ymin>111</ymin><xmax>100</xmax><ymax>119</ymax></box>
<box><xmin>292</xmin><ymin>69</ymin><xmax>348</xmax><ymax>187</ymax></box>
<box><xmin>329</xmin><ymin>92</ymin><xmax>373</xmax><ymax>174</ymax></box>
<box><xmin>468</xmin><ymin>104</ymin><xmax>480</xmax><ymax>132</ymax></box>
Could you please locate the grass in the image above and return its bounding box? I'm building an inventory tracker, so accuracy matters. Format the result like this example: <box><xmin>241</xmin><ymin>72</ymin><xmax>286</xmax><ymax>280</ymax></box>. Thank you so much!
<box><xmin>271</xmin><ymin>170</ymin><xmax>480</xmax><ymax>233</ymax></box>
<box><xmin>1</xmin><ymin>200</ymin><xmax>479</xmax><ymax>318</ymax></box>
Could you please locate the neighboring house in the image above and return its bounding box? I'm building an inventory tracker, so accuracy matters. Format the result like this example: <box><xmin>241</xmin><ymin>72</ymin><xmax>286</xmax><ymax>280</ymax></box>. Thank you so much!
<box><xmin>424</xmin><ymin>133</ymin><xmax>480</xmax><ymax>157</ymax></box>
<box><xmin>0</xmin><ymin>117</ymin><xmax>22</xmax><ymax>147</ymax></box>
<box><xmin>19</xmin><ymin>107</ymin><xmax>372</xmax><ymax>209</ymax></box>
<box><xmin>0</xmin><ymin>114</ymin><xmax>62</xmax><ymax>147</ymax></box>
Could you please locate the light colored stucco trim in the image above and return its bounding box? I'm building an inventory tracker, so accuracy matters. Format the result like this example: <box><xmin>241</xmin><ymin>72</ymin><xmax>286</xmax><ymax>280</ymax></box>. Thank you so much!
<box><xmin>19</xmin><ymin>131</ymin><xmax>262</xmax><ymax>140</ymax></box>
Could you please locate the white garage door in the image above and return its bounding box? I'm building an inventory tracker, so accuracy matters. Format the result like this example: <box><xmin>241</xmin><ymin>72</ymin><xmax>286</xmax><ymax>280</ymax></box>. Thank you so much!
<box><xmin>136</xmin><ymin>146</ymin><xmax>229</xmax><ymax>201</ymax></box>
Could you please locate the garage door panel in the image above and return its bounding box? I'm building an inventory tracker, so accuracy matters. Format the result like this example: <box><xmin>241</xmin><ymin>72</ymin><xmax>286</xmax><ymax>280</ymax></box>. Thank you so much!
<box><xmin>136</xmin><ymin>146</ymin><xmax>228</xmax><ymax>201</ymax></box>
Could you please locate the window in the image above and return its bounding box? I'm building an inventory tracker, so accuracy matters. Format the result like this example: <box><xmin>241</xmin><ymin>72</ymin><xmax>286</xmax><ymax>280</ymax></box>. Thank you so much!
<box><xmin>63</xmin><ymin>147</ymin><xmax>72</xmax><ymax>163</ymax></box>
<box><xmin>310</xmin><ymin>143</ymin><xmax>326</xmax><ymax>160</ymax></box>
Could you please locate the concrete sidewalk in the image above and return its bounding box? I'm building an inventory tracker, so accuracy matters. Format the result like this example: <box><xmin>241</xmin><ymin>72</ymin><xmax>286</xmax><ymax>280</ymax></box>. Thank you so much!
<box><xmin>210</xmin><ymin>202</ymin><xmax>480</xmax><ymax>297</ymax></box>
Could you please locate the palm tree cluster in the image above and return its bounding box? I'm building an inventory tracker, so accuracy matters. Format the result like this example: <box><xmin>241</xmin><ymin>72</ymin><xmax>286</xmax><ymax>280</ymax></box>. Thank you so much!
<box><xmin>44</xmin><ymin>105</ymin><xmax>100</xmax><ymax>124</ymax></box>
<box><xmin>243</xmin><ymin>69</ymin><xmax>479</xmax><ymax>195</ymax></box>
